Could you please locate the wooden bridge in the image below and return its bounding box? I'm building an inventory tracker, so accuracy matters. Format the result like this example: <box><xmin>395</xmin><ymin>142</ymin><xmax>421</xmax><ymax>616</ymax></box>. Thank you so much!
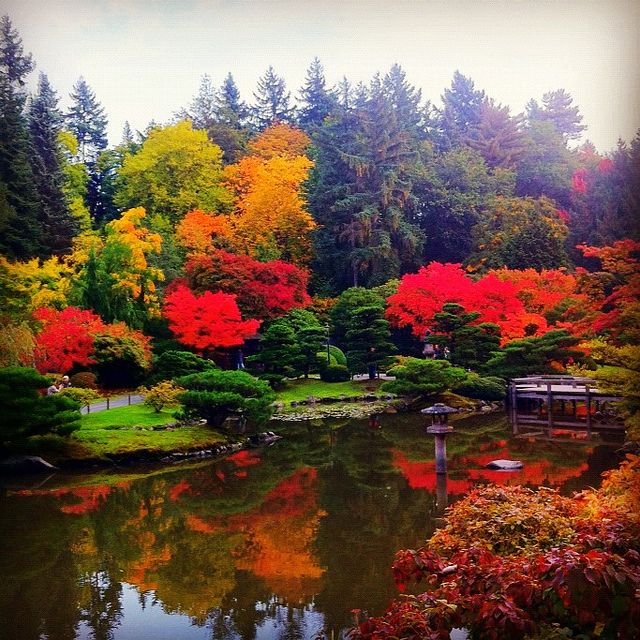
<box><xmin>508</xmin><ymin>375</ymin><xmax>625</xmax><ymax>441</ymax></box>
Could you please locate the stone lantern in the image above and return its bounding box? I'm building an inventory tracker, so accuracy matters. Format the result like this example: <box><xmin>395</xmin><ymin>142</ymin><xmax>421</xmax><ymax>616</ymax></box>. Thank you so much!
<box><xmin>421</xmin><ymin>403</ymin><xmax>457</xmax><ymax>474</ymax></box>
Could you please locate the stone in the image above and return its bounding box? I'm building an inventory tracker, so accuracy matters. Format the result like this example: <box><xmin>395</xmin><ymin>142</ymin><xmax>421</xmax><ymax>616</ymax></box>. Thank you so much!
<box><xmin>0</xmin><ymin>456</ymin><xmax>59</xmax><ymax>475</ymax></box>
<box><xmin>486</xmin><ymin>459</ymin><xmax>523</xmax><ymax>470</ymax></box>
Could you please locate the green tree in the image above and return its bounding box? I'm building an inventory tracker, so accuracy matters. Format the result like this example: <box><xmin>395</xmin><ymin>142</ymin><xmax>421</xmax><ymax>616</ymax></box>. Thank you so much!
<box><xmin>0</xmin><ymin>366</ymin><xmax>80</xmax><ymax>441</ymax></box>
<box><xmin>484</xmin><ymin>329</ymin><xmax>584</xmax><ymax>379</ymax></box>
<box><xmin>297</xmin><ymin>57</ymin><xmax>336</xmax><ymax>130</ymax></box>
<box><xmin>330</xmin><ymin>287</ymin><xmax>394</xmax><ymax>378</ymax></box>
<box><xmin>465</xmin><ymin>100</ymin><xmax>526</xmax><ymax>170</ymax></box>
<box><xmin>148</xmin><ymin>350</ymin><xmax>217</xmax><ymax>385</ymax></box>
<box><xmin>309</xmin><ymin>73</ymin><xmax>423</xmax><ymax>292</ymax></box>
<box><xmin>248</xmin><ymin>322</ymin><xmax>302</xmax><ymax>377</ymax></box>
<box><xmin>252</xmin><ymin>66</ymin><xmax>295</xmax><ymax>130</ymax></box>
<box><xmin>527</xmin><ymin>88</ymin><xmax>586</xmax><ymax>141</ymax></box>
<box><xmin>381</xmin><ymin>358</ymin><xmax>468</xmax><ymax>397</ymax></box>
<box><xmin>28</xmin><ymin>73</ymin><xmax>78</xmax><ymax>255</ymax></box>
<box><xmin>115</xmin><ymin>120</ymin><xmax>230</xmax><ymax>221</ymax></box>
<box><xmin>439</xmin><ymin>70</ymin><xmax>485</xmax><ymax>149</ymax></box>
<box><xmin>515</xmin><ymin>120</ymin><xmax>575</xmax><ymax>208</ymax></box>
<box><xmin>0</xmin><ymin>15</ymin><xmax>41</xmax><ymax>259</ymax></box>
<box><xmin>470</xmin><ymin>195</ymin><xmax>570</xmax><ymax>271</ymax></box>
<box><xmin>411</xmin><ymin>145</ymin><xmax>513</xmax><ymax>264</ymax></box>
<box><xmin>176</xmin><ymin>369</ymin><xmax>275</xmax><ymax>427</ymax></box>
<box><xmin>429</xmin><ymin>303</ymin><xmax>501</xmax><ymax>371</ymax></box>
<box><xmin>65</xmin><ymin>76</ymin><xmax>108</xmax><ymax>165</ymax></box>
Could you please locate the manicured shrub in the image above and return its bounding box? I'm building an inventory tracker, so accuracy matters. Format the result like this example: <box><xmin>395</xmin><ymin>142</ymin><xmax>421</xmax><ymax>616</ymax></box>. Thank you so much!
<box><xmin>454</xmin><ymin>374</ymin><xmax>506</xmax><ymax>401</ymax></box>
<box><xmin>329</xmin><ymin>345</ymin><xmax>347</xmax><ymax>366</ymax></box>
<box><xmin>148</xmin><ymin>350</ymin><xmax>217</xmax><ymax>384</ymax></box>
<box><xmin>381</xmin><ymin>357</ymin><xmax>468</xmax><ymax>397</ymax></box>
<box><xmin>258</xmin><ymin>373</ymin><xmax>287</xmax><ymax>390</ymax></box>
<box><xmin>176</xmin><ymin>370</ymin><xmax>275</xmax><ymax>427</ymax></box>
<box><xmin>320</xmin><ymin>364</ymin><xmax>350</xmax><ymax>382</ymax></box>
<box><xmin>69</xmin><ymin>371</ymin><xmax>98</xmax><ymax>389</ymax></box>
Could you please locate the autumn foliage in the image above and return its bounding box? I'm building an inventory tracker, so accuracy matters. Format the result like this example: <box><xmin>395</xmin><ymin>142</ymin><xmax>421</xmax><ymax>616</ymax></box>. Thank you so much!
<box><xmin>184</xmin><ymin>249</ymin><xmax>311</xmax><ymax>321</ymax></box>
<box><xmin>386</xmin><ymin>262</ymin><xmax>548</xmax><ymax>343</ymax></box>
<box><xmin>351</xmin><ymin>457</ymin><xmax>640</xmax><ymax>640</ymax></box>
<box><xmin>33</xmin><ymin>306</ymin><xmax>103</xmax><ymax>373</ymax></box>
<box><xmin>175</xmin><ymin>208</ymin><xmax>231</xmax><ymax>255</ymax></box>
<box><xmin>163</xmin><ymin>284</ymin><xmax>260</xmax><ymax>351</ymax></box>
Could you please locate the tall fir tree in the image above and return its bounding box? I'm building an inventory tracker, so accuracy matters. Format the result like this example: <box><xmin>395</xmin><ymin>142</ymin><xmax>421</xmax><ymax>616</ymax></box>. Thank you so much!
<box><xmin>28</xmin><ymin>73</ymin><xmax>78</xmax><ymax>255</ymax></box>
<box><xmin>65</xmin><ymin>76</ymin><xmax>108</xmax><ymax>165</ymax></box>
<box><xmin>0</xmin><ymin>14</ymin><xmax>41</xmax><ymax>259</ymax></box>
<box><xmin>208</xmin><ymin>72</ymin><xmax>248</xmax><ymax>164</ymax></box>
<box><xmin>252</xmin><ymin>66</ymin><xmax>295</xmax><ymax>130</ymax></box>
<box><xmin>66</xmin><ymin>77</ymin><xmax>109</xmax><ymax>223</ymax></box>
<box><xmin>439</xmin><ymin>70</ymin><xmax>485</xmax><ymax>150</ymax></box>
<box><xmin>297</xmin><ymin>57</ymin><xmax>336</xmax><ymax>130</ymax></box>
<box><xmin>526</xmin><ymin>89</ymin><xmax>586</xmax><ymax>141</ymax></box>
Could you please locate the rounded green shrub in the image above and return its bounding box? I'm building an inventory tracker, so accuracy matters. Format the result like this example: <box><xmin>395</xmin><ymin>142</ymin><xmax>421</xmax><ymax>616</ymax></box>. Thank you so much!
<box><xmin>320</xmin><ymin>364</ymin><xmax>350</xmax><ymax>382</ymax></box>
<box><xmin>454</xmin><ymin>374</ymin><xmax>506</xmax><ymax>401</ymax></box>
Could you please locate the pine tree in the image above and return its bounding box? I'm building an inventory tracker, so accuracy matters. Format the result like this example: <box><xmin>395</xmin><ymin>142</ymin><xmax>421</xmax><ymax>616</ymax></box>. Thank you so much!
<box><xmin>0</xmin><ymin>15</ymin><xmax>41</xmax><ymax>259</ymax></box>
<box><xmin>28</xmin><ymin>73</ymin><xmax>78</xmax><ymax>255</ymax></box>
<box><xmin>252</xmin><ymin>66</ymin><xmax>295</xmax><ymax>130</ymax></box>
<box><xmin>439</xmin><ymin>70</ymin><xmax>485</xmax><ymax>149</ymax></box>
<box><xmin>181</xmin><ymin>73</ymin><xmax>218</xmax><ymax>131</ymax></box>
<box><xmin>65</xmin><ymin>76</ymin><xmax>108</xmax><ymax>165</ymax></box>
<box><xmin>383</xmin><ymin>63</ymin><xmax>423</xmax><ymax>140</ymax></box>
<box><xmin>527</xmin><ymin>89</ymin><xmax>586</xmax><ymax>141</ymax></box>
<box><xmin>208</xmin><ymin>72</ymin><xmax>248</xmax><ymax>164</ymax></box>
<box><xmin>297</xmin><ymin>57</ymin><xmax>336</xmax><ymax>130</ymax></box>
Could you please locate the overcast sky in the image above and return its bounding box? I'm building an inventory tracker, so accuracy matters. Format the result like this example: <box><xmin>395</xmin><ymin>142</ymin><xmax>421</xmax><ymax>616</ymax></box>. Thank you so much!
<box><xmin>3</xmin><ymin>0</ymin><xmax>639</xmax><ymax>153</ymax></box>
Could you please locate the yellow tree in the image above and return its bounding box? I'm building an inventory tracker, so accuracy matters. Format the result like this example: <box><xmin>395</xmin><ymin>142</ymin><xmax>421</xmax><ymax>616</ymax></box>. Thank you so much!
<box><xmin>115</xmin><ymin>121</ymin><xmax>232</xmax><ymax>222</ymax></box>
<box><xmin>224</xmin><ymin>125</ymin><xmax>316</xmax><ymax>265</ymax></box>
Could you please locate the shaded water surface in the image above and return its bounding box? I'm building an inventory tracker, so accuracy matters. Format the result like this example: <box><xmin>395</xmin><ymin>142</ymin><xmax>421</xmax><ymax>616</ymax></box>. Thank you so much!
<box><xmin>0</xmin><ymin>413</ymin><xmax>620</xmax><ymax>640</ymax></box>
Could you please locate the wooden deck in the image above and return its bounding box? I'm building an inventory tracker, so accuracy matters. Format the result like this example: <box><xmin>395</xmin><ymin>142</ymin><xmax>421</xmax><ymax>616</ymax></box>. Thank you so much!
<box><xmin>508</xmin><ymin>375</ymin><xmax>624</xmax><ymax>441</ymax></box>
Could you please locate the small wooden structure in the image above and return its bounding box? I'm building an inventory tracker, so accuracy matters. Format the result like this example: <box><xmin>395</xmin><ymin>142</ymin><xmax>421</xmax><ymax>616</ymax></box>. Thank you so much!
<box><xmin>508</xmin><ymin>375</ymin><xmax>624</xmax><ymax>441</ymax></box>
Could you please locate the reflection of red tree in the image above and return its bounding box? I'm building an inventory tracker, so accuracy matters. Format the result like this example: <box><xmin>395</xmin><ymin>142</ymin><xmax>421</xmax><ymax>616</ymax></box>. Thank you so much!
<box><xmin>226</xmin><ymin>450</ymin><xmax>261</xmax><ymax>467</ymax></box>
<box><xmin>184</xmin><ymin>467</ymin><xmax>326</xmax><ymax>602</ymax></box>
<box><xmin>169</xmin><ymin>480</ymin><xmax>193</xmax><ymax>502</ymax></box>
<box><xmin>124</xmin><ymin>531</ymin><xmax>171</xmax><ymax>592</ymax></box>
<box><xmin>392</xmin><ymin>448</ymin><xmax>590</xmax><ymax>493</ymax></box>
<box><xmin>13</xmin><ymin>483</ymin><xmax>130</xmax><ymax>515</ymax></box>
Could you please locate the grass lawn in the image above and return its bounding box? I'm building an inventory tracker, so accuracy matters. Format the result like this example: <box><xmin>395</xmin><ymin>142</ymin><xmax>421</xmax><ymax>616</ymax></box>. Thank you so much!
<box><xmin>275</xmin><ymin>377</ymin><xmax>385</xmax><ymax>404</ymax></box>
<box><xmin>81</xmin><ymin>404</ymin><xmax>177</xmax><ymax>429</ymax></box>
<box><xmin>21</xmin><ymin>404</ymin><xmax>228</xmax><ymax>463</ymax></box>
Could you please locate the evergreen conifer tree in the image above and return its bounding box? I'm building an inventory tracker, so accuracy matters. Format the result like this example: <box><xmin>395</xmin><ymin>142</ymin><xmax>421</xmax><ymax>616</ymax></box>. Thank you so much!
<box><xmin>252</xmin><ymin>66</ymin><xmax>295</xmax><ymax>130</ymax></box>
<box><xmin>28</xmin><ymin>73</ymin><xmax>78</xmax><ymax>255</ymax></box>
<box><xmin>0</xmin><ymin>15</ymin><xmax>42</xmax><ymax>258</ymax></box>
<box><xmin>297</xmin><ymin>57</ymin><xmax>336</xmax><ymax>130</ymax></box>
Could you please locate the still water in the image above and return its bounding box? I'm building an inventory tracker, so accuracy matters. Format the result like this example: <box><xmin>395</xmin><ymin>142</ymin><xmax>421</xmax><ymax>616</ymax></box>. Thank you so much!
<box><xmin>0</xmin><ymin>413</ymin><xmax>620</xmax><ymax>640</ymax></box>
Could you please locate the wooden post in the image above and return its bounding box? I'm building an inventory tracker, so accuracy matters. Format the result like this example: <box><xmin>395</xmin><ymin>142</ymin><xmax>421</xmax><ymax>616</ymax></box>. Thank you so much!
<box><xmin>510</xmin><ymin>383</ymin><xmax>519</xmax><ymax>434</ymax></box>
<box><xmin>128</xmin><ymin>394</ymin><xmax>131</xmax><ymax>406</ymax></box>
<box><xmin>585</xmin><ymin>384</ymin><xmax>592</xmax><ymax>439</ymax></box>
<box><xmin>106</xmin><ymin>396</ymin><xmax>110</xmax><ymax>410</ymax></box>
<box><xmin>546</xmin><ymin>383</ymin><xmax>553</xmax><ymax>437</ymax></box>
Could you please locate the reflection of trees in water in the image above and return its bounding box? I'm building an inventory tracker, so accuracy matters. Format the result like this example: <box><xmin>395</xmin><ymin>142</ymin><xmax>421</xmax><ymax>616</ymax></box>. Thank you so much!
<box><xmin>0</xmin><ymin>413</ymin><xmax>617</xmax><ymax>640</ymax></box>
<box><xmin>79</xmin><ymin>570</ymin><xmax>123</xmax><ymax>640</ymax></box>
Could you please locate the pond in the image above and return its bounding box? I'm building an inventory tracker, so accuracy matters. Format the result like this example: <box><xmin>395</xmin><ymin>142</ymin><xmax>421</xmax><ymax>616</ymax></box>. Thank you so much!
<box><xmin>0</xmin><ymin>412</ymin><xmax>621</xmax><ymax>640</ymax></box>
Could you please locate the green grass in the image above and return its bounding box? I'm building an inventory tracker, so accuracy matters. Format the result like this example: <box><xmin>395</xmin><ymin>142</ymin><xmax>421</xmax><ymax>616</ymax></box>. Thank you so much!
<box><xmin>81</xmin><ymin>404</ymin><xmax>177</xmax><ymax>429</ymax></box>
<box><xmin>275</xmin><ymin>377</ymin><xmax>384</xmax><ymax>404</ymax></box>
<box><xmin>17</xmin><ymin>403</ymin><xmax>228</xmax><ymax>464</ymax></box>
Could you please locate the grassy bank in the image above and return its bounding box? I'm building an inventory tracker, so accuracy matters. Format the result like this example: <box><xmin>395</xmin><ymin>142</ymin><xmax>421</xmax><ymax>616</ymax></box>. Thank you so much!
<box><xmin>14</xmin><ymin>404</ymin><xmax>227</xmax><ymax>465</ymax></box>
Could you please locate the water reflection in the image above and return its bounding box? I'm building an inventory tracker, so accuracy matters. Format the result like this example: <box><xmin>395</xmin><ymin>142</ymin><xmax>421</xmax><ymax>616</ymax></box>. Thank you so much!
<box><xmin>0</xmin><ymin>413</ymin><xmax>620</xmax><ymax>640</ymax></box>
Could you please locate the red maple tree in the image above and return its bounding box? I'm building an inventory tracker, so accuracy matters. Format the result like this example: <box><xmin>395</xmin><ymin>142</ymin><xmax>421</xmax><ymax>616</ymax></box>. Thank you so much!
<box><xmin>386</xmin><ymin>262</ymin><xmax>548</xmax><ymax>342</ymax></box>
<box><xmin>183</xmin><ymin>249</ymin><xmax>311</xmax><ymax>321</ymax></box>
<box><xmin>163</xmin><ymin>284</ymin><xmax>260</xmax><ymax>351</ymax></box>
<box><xmin>33</xmin><ymin>306</ymin><xmax>105</xmax><ymax>374</ymax></box>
